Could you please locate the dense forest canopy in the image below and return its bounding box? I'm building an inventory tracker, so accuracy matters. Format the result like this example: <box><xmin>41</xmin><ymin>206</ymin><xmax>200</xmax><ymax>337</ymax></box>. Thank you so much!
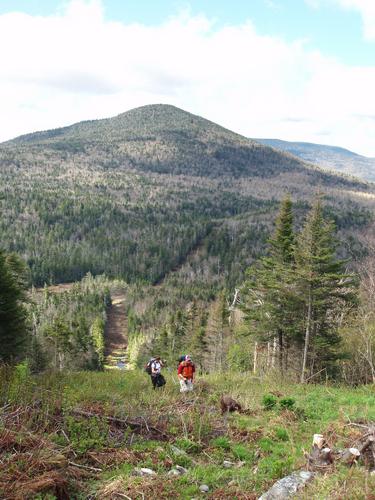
<box><xmin>0</xmin><ymin>104</ymin><xmax>373</xmax><ymax>288</ymax></box>
<box><xmin>1</xmin><ymin>104</ymin><xmax>375</xmax><ymax>384</ymax></box>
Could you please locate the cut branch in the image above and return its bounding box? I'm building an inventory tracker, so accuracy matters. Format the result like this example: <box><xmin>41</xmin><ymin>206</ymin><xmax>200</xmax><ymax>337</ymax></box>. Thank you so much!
<box><xmin>71</xmin><ymin>409</ymin><xmax>169</xmax><ymax>438</ymax></box>
<box><xmin>68</xmin><ymin>461</ymin><xmax>102</xmax><ymax>472</ymax></box>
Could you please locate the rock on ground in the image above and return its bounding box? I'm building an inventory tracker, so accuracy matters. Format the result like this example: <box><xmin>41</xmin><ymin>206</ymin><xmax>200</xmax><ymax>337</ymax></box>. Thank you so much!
<box><xmin>168</xmin><ymin>465</ymin><xmax>187</xmax><ymax>476</ymax></box>
<box><xmin>199</xmin><ymin>484</ymin><xmax>210</xmax><ymax>493</ymax></box>
<box><xmin>133</xmin><ymin>467</ymin><xmax>156</xmax><ymax>477</ymax></box>
<box><xmin>258</xmin><ymin>470</ymin><xmax>314</xmax><ymax>499</ymax></box>
<box><xmin>170</xmin><ymin>445</ymin><xmax>188</xmax><ymax>456</ymax></box>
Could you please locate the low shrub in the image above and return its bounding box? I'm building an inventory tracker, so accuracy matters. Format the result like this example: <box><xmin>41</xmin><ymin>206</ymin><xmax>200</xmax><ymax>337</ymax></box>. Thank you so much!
<box><xmin>262</xmin><ymin>394</ymin><xmax>277</xmax><ymax>410</ymax></box>
<box><xmin>279</xmin><ymin>397</ymin><xmax>296</xmax><ymax>410</ymax></box>
<box><xmin>232</xmin><ymin>443</ymin><xmax>254</xmax><ymax>461</ymax></box>
<box><xmin>65</xmin><ymin>415</ymin><xmax>109</xmax><ymax>455</ymax></box>
<box><xmin>274</xmin><ymin>427</ymin><xmax>289</xmax><ymax>441</ymax></box>
<box><xmin>174</xmin><ymin>438</ymin><xmax>202</xmax><ymax>453</ymax></box>
<box><xmin>211</xmin><ymin>436</ymin><xmax>231</xmax><ymax>450</ymax></box>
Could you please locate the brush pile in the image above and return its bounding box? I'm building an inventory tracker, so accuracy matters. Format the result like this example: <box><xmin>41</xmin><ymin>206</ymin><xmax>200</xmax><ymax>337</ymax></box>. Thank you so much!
<box><xmin>307</xmin><ymin>424</ymin><xmax>375</xmax><ymax>472</ymax></box>
<box><xmin>0</xmin><ymin>428</ymin><xmax>71</xmax><ymax>499</ymax></box>
<box><xmin>0</xmin><ymin>400</ymin><xmax>171</xmax><ymax>499</ymax></box>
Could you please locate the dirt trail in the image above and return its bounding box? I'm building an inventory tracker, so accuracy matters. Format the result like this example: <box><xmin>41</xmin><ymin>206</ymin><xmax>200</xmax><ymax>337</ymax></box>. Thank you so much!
<box><xmin>104</xmin><ymin>293</ymin><xmax>128</xmax><ymax>369</ymax></box>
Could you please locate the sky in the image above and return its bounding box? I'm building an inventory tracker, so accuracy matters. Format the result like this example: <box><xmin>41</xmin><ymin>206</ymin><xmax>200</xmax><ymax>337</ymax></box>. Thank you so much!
<box><xmin>0</xmin><ymin>0</ymin><xmax>375</xmax><ymax>155</ymax></box>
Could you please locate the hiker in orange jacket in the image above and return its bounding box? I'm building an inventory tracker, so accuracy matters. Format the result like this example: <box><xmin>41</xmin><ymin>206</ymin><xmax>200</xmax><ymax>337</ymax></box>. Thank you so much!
<box><xmin>177</xmin><ymin>355</ymin><xmax>195</xmax><ymax>392</ymax></box>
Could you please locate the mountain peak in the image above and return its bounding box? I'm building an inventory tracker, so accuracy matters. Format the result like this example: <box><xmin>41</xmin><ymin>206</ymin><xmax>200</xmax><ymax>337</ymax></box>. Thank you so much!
<box><xmin>0</xmin><ymin>104</ymin><xmax>366</xmax><ymax>186</ymax></box>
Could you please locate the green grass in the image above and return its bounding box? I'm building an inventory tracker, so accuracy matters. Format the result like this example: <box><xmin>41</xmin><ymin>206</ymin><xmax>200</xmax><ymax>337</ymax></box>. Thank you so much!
<box><xmin>2</xmin><ymin>368</ymin><xmax>375</xmax><ymax>498</ymax></box>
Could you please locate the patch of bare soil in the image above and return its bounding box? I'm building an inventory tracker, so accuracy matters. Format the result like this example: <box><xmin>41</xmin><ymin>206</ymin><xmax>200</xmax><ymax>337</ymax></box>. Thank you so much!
<box><xmin>104</xmin><ymin>295</ymin><xmax>127</xmax><ymax>353</ymax></box>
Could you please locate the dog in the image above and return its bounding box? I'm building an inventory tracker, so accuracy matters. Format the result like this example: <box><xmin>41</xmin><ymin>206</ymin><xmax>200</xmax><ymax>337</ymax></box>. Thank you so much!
<box><xmin>220</xmin><ymin>395</ymin><xmax>242</xmax><ymax>415</ymax></box>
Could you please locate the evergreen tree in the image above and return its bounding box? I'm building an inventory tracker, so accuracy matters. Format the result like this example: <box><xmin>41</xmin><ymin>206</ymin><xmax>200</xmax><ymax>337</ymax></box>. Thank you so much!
<box><xmin>155</xmin><ymin>325</ymin><xmax>170</xmax><ymax>362</ymax></box>
<box><xmin>169</xmin><ymin>309</ymin><xmax>188</xmax><ymax>354</ymax></box>
<box><xmin>0</xmin><ymin>250</ymin><xmax>29</xmax><ymax>362</ymax></box>
<box><xmin>190</xmin><ymin>311</ymin><xmax>209</xmax><ymax>371</ymax></box>
<box><xmin>242</xmin><ymin>196</ymin><xmax>299</xmax><ymax>373</ymax></box>
<box><xmin>43</xmin><ymin>318</ymin><xmax>73</xmax><ymax>371</ymax></box>
<box><xmin>295</xmin><ymin>199</ymin><xmax>358</xmax><ymax>382</ymax></box>
<box><xmin>127</xmin><ymin>308</ymin><xmax>141</xmax><ymax>335</ymax></box>
<box><xmin>187</xmin><ymin>300</ymin><xmax>198</xmax><ymax>337</ymax></box>
<box><xmin>205</xmin><ymin>292</ymin><xmax>230</xmax><ymax>371</ymax></box>
<box><xmin>268</xmin><ymin>195</ymin><xmax>295</xmax><ymax>264</ymax></box>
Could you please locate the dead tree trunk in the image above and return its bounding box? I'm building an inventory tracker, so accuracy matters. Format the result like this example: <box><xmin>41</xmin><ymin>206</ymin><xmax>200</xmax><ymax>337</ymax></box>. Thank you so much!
<box><xmin>301</xmin><ymin>288</ymin><xmax>312</xmax><ymax>384</ymax></box>
<box><xmin>277</xmin><ymin>328</ymin><xmax>283</xmax><ymax>376</ymax></box>
<box><xmin>272</xmin><ymin>337</ymin><xmax>277</xmax><ymax>368</ymax></box>
<box><xmin>253</xmin><ymin>342</ymin><xmax>258</xmax><ymax>374</ymax></box>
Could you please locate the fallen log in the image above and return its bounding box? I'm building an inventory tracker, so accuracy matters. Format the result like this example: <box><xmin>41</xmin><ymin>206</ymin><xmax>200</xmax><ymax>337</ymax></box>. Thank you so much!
<box><xmin>358</xmin><ymin>436</ymin><xmax>375</xmax><ymax>454</ymax></box>
<box><xmin>342</xmin><ymin>426</ymin><xmax>375</xmax><ymax>469</ymax></box>
<box><xmin>262</xmin><ymin>427</ymin><xmax>375</xmax><ymax>499</ymax></box>
<box><xmin>357</xmin><ymin>435</ymin><xmax>375</xmax><ymax>471</ymax></box>
<box><xmin>71</xmin><ymin>409</ymin><xmax>169</xmax><ymax>439</ymax></box>
<box><xmin>340</xmin><ymin>447</ymin><xmax>360</xmax><ymax>465</ymax></box>
<box><xmin>309</xmin><ymin>430</ymin><xmax>375</xmax><ymax>469</ymax></box>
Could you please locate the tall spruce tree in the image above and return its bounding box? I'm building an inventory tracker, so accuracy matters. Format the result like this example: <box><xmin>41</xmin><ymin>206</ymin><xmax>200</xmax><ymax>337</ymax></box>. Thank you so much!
<box><xmin>168</xmin><ymin>310</ymin><xmax>188</xmax><ymax>354</ymax></box>
<box><xmin>0</xmin><ymin>250</ymin><xmax>29</xmax><ymax>362</ymax></box>
<box><xmin>190</xmin><ymin>312</ymin><xmax>209</xmax><ymax>372</ymax></box>
<box><xmin>243</xmin><ymin>196</ymin><xmax>299</xmax><ymax>373</ymax></box>
<box><xmin>268</xmin><ymin>195</ymin><xmax>295</xmax><ymax>264</ymax></box>
<box><xmin>155</xmin><ymin>325</ymin><xmax>170</xmax><ymax>362</ymax></box>
<box><xmin>295</xmin><ymin>199</ymin><xmax>358</xmax><ymax>382</ymax></box>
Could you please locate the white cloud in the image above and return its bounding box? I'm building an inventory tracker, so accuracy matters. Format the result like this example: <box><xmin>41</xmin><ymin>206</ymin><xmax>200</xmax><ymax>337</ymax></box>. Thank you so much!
<box><xmin>263</xmin><ymin>0</ymin><xmax>282</xmax><ymax>10</ymax></box>
<box><xmin>307</xmin><ymin>0</ymin><xmax>375</xmax><ymax>40</ymax></box>
<box><xmin>334</xmin><ymin>0</ymin><xmax>375</xmax><ymax>39</ymax></box>
<box><xmin>0</xmin><ymin>0</ymin><xmax>375</xmax><ymax>156</ymax></box>
<box><xmin>304</xmin><ymin>0</ymin><xmax>322</xmax><ymax>8</ymax></box>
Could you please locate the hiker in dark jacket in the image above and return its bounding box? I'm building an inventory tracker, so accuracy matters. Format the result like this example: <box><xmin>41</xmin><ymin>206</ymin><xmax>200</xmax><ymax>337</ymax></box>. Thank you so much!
<box><xmin>150</xmin><ymin>356</ymin><xmax>165</xmax><ymax>389</ymax></box>
<box><xmin>177</xmin><ymin>354</ymin><xmax>195</xmax><ymax>392</ymax></box>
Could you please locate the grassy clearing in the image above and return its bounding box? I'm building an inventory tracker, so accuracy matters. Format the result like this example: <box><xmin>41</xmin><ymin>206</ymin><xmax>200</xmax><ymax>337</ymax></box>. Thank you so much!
<box><xmin>1</xmin><ymin>367</ymin><xmax>375</xmax><ymax>499</ymax></box>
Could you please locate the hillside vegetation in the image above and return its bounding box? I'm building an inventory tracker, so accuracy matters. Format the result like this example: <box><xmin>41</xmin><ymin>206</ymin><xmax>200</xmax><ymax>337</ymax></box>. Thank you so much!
<box><xmin>4</xmin><ymin>104</ymin><xmax>367</xmax><ymax>184</ymax></box>
<box><xmin>256</xmin><ymin>138</ymin><xmax>375</xmax><ymax>182</ymax></box>
<box><xmin>2</xmin><ymin>104</ymin><xmax>375</xmax><ymax>499</ymax></box>
<box><xmin>0</xmin><ymin>104</ymin><xmax>373</xmax><ymax>288</ymax></box>
<box><xmin>1</xmin><ymin>368</ymin><xmax>374</xmax><ymax>499</ymax></box>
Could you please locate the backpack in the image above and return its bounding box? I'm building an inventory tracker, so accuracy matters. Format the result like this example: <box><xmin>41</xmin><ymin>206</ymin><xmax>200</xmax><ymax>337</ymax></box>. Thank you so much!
<box><xmin>177</xmin><ymin>355</ymin><xmax>186</xmax><ymax>367</ymax></box>
<box><xmin>155</xmin><ymin>373</ymin><xmax>166</xmax><ymax>387</ymax></box>
<box><xmin>181</xmin><ymin>361</ymin><xmax>194</xmax><ymax>379</ymax></box>
<box><xmin>145</xmin><ymin>358</ymin><xmax>155</xmax><ymax>375</ymax></box>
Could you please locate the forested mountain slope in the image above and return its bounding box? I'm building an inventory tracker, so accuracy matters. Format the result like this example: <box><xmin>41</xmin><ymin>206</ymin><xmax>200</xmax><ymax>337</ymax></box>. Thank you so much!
<box><xmin>0</xmin><ymin>104</ymin><xmax>373</xmax><ymax>287</ymax></box>
<box><xmin>256</xmin><ymin>138</ymin><xmax>375</xmax><ymax>182</ymax></box>
<box><xmin>3</xmin><ymin>104</ymin><xmax>367</xmax><ymax>184</ymax></box>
